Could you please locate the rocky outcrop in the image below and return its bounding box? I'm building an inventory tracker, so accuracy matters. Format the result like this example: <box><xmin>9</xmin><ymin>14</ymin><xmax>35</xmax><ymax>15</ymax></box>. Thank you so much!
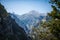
<box><xmin>0</xmin><ymin>3</ymin><xmax>31</xmax><ymax>40</ymax></box>
<box><xmin>0</xmin><ymin>16</ymin><xmax>28</xmax><ymax>40</ymax></box>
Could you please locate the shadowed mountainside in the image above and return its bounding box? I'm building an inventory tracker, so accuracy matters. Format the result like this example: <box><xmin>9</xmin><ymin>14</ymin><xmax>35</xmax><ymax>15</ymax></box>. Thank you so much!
<box><xmin>0</xmin><ymin>3</ymin><xmax>31</xmax><ymax>40</ymax></box>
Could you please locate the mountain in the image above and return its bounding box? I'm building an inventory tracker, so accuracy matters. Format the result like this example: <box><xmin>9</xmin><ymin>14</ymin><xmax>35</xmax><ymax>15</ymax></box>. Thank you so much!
<box><xmin>10</xmin><ymin>13</ymin><xmax>28</xmax><ymax>33</ymax></box>
<box><xmin>0</xmin><ymin>3</ymin><xmax>30</xmax><ymax>40</ymax></box>
<box><xmin>10</xmin><ymin>10</ymin><xmax>45</xmax><ymax>34</ymax></box>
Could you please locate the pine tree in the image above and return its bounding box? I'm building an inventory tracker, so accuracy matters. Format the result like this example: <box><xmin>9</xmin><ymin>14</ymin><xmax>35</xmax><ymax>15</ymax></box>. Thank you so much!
<box><xmin>47</xmin><ymin>0</ymin><xmax>60</xmax><ymax>40</ymax></box>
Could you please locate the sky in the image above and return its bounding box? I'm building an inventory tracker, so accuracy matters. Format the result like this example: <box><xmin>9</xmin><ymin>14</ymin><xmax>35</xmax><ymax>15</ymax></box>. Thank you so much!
<box><xmin>0</xmin><ymin>0</ymin><xmax>52</xmax><ymax>15</ymax></box>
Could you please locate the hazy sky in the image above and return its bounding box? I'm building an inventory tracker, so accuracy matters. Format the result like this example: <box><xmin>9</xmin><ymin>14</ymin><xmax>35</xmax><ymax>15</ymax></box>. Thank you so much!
<box><xmin>0</xmin><ymin>0</ymin><xmax>52</xmax><ymax>15</ymax></box>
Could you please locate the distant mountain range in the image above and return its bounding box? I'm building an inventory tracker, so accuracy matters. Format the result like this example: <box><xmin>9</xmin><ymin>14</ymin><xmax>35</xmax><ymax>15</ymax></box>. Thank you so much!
<box><xmin>10</xmin><ymin>10</ymin><xmax>46</xmax><ymax>34</ymax></box>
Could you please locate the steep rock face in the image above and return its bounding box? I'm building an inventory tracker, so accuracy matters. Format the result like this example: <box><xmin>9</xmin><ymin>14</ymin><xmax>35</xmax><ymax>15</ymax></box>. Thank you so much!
<box><xmin>0</xmin><ymin>3</ymin><xmax>30</xmax><ymax>40</ymax></box>
<box><xmin>10</xmin><ymin>13</ymin><xmax>28</xmax><ymax>33</ymax></box>
<box><xmin>0</xmin><ymin>16</ymin><xmax>28</xmax><ymax>40</ymax></box>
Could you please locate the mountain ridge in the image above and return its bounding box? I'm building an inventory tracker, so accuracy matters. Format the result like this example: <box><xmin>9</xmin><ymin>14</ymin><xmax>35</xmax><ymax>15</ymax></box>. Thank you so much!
<box><xmin>10</xmin><ymin>10</ymin><xmax>46</xmax><ymax>34</ymax></box>
<box><xmin>0</xmin><ymin>3</ymin><xmax>30</xmax><ymax>40</ymax></box>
